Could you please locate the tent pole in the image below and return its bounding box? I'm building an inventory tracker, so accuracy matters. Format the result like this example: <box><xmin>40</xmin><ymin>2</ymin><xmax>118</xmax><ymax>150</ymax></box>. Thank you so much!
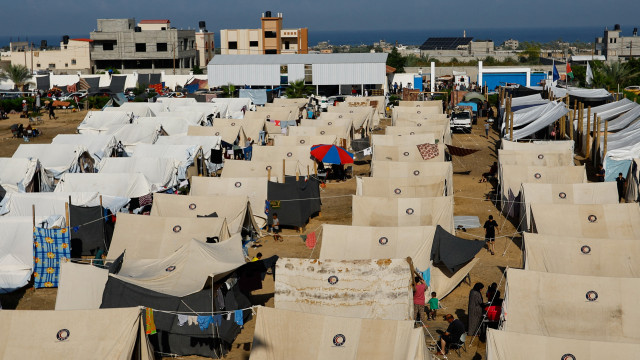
<box><xmin>267</xmin><ymin>168</ymin><xmax>271</xmax><ymax>182</ymax></box>
<box><xmin>509</xmin><ymin>96</ymin><xmax>514</xmax><ymax>141</ymax></box>
<box><xmin>569</xmin><ymin>111</ymin><xmax>573</xmax><ymax>140</ymax></box>
<box><xmin>314</xmin><ymin>161</ymin><xmax>317</xmax><ymax>176</ymax></box>
<box><xmin>32</xmin><ymin>205</ymin><xmax>35</xmax><ymax>228</ymax></box>
<box><xmin>586</xmin><ymin>107</ymin><xmax>591</xmax><ymax>159</ymax></box>
<box><xmin>65</xmin><ymin>202</ymin><xmax>70</xmax><ymax>228</ymax></box>
<box><xmin>307</xmin><ymin>165</ymin><xmax>310</xmax><ymax>178</ymax></box>
<box><xmin>604</xmin><ymin>117</ymin><xmax>608</xmax><ymax>161</ymax></box>
<box><xmin>593</xmin><ymin>114</ymin><xmax>600</xmax><ymax>166</ymax></box>
<box><xmin>282</xmin><ymin>159</ymin><xmax>285</xmax><ymax>184</ymax></box>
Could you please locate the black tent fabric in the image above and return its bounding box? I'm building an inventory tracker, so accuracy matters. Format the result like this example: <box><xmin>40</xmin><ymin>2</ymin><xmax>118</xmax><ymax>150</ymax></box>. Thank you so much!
<box><xmin>431</xmin><ymin>225</ymin><xmax>485</xmax><ymax>273</ymax></box>
<box><xmin>507</xmin><ymin>86</ymin><xmax>543</xmax><ymax>98</ymax></box>
<box><xmin>36</xmin><ymin>76</ymin><xmax>50</xmax><ymax>91</ymax></box>
<box><xmin>101</xmin><ymin>277</ymin><xmax>251</xmax><ymax>358</ymax></box>
<box><xmin>84</xmin><ymin>77</ymin><xmax>100</xmax><ymax>90</ymax></box>
<box><xmin>109</xmin><ymin>75</ymin><xmax>127</xmax><ymax>93</ymax></box>
<box><xmin>267</xmin><ymin>177</ymin><xmax>321</xmax><ymax>228</ymax></box>
<box><xmin>69</xmin><ymin>204</ymin><xmax>106</xmax><ymax>257</ymax></box>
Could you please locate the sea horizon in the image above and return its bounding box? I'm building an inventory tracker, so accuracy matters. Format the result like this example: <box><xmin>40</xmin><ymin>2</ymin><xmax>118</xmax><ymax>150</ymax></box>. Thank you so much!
<box><xmin>0</xmin><ymin>25</ymin><xmax>615</xmax><ymax>49</ymax></box>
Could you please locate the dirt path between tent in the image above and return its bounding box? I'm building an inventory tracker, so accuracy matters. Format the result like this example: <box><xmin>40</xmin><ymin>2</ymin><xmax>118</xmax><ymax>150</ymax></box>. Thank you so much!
<box><xmin>0</xmin><ymin>110</ymin><xmax>522</xmax><ymax>360</ymax></box>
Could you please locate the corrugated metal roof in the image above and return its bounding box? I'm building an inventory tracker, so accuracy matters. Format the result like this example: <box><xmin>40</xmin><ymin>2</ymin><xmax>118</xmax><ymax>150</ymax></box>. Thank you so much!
<box><xmin>210</xmin><ymin>53</ymin><xmax>388</xmax><ymax>65</ymax></box>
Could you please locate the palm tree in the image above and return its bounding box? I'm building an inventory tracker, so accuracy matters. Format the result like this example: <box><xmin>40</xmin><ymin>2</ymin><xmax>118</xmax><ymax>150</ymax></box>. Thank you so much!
<box><xmin>284</xmin><ymin>80</ymin><xmax>314</xmax><ymax>98</ymax></box>
<box><xmin>593</xmin><ymin>61</ymin><xmax>640</xmax><ymax>89</ymax></box>
<box><xmin>222</xmin><ymin>83</ymin><xmax>235</xmax><ymax>98</ymax></box>
<box><xmin>1</xmin><ymin>64</ymin><xmax>32</xmax><ymax>91</ymax></box>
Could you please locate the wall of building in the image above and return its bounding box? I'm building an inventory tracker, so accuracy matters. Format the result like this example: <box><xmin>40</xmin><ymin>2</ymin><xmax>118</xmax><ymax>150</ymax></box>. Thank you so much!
<box><xmin>195</xmin><ymin>32</ymin><xmax>214</xmax><ymax>67</ymax></box>
<box><xmin>10</xmin><ymin>40</ymin><xmax>92</xmax><ymax>74</ymax></box>
<box><xmin>220</xmin><ymin>29</ymin><xmax>262</xmax><ymax>55</ymax></box>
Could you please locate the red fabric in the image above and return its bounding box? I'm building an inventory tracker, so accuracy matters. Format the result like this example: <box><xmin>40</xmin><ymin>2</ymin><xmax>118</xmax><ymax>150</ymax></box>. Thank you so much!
<box><xmin>445</xmin><ymin>144</ymin><xmax>480</xmax><ymax>157</ymax></box>
<box><xmin>67</xmin><ymin>83</ymin><xmax>77</xmax><ymax>93</ymax></box>
<box><xmin>273</xmin><ymin>120</ymin><xmax>281</xmax><ymax>126</ymax></box>
<box><xmin>305</xmin><ymin>231</ymin><xmax>316</xmax><ymax>249</ymax></box>
<box><xmin>416</xmin><ymin>143</ymin><xmax>439</xmax><ymax>160</ymax></box>
<box><xmin>413</xmin><ymin>283</ymin><xmax>426</xmax><ymax>305</ymax></box>
<box><xmin>485</xmin><ymin>306</ymin><xmax>502</xmax><ymax>321</ymax></box>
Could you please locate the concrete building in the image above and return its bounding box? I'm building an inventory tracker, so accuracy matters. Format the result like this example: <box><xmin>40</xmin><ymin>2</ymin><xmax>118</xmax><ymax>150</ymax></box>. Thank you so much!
<box><xmin>10</xmin><ymin>38</ymin><xmax>93</xmax><ymax>74</ymax></box>
<box><xmin>90</xmin><ymin>18</ymin><xmax>197</xmax><ymax>74</ymax></box>
<box><xmin>219</xmin><ymin>11</ymin><xmax>308</xmax><ymax>55</ymax></box>
<box><xmin>419</xmin><ymin>36</ymin><xmax>496</xmax><ymax>61</ymax></box>
<box><xmin>194</xmin><ymin>21</ymin><xmax>214</xmax><ymax>67</ymax></box>
<box><xmin>503</xmin><ymin>39</ymin><xmax>519</xmax><ymax>50</ymax></box>
<box><xmin>207</xmin><ymin>53</ymin><xmax>387</xmax><ymax>94</ymax></box>
<box><xmin>595</xmin><ymin>24</ymin><xmax>640</xmax><ymax>61</ymax></box>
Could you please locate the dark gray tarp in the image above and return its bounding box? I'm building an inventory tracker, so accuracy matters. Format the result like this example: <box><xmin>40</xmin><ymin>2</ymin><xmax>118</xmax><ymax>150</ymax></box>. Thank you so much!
<box><xmin>101</xmin><ymin>277</ymin><xmax>250</xmax><ymax>358</ymax></box>
<box><xmin>69</xmin><ymin>204</ymin><xmax>106</xmax><ymax>257</ymax></box>
<box><xmin>431</xmin><ymin>225</ymin><xmax>485</xmax><ymax>273</ymax></box>
<box><xmin>36</xmin><ymin>76</ymin><xmax>50</xmax><ymax>91</ymax></box>
<box><xmin>84</xmin><ymin>77</ymin><xmax>100</xmax><ymax>90</ymax></box>
<box><xmin>137</xmin><ymin>74</ymin><xmax>151</xmax><ymax>87</ymax></box>
<box><xmin>267</xmin><ymin>177</ymin><xmax>321</xmax><ymax>228</ymax></box>
<box><xmin>109</xmin><ymin>75</ymin><xmax>127</xmax><ymax>93</ymax></box>
<box><xmin>149</xmin><ymin>74</ymin><xmax>162</xmax><ymax>85</ymax></box>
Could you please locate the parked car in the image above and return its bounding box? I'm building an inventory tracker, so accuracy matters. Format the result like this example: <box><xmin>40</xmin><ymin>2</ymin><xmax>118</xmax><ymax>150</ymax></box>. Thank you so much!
<box><xmin>450</xmin><ymin>109</ymin><xmax>472</xmax><ymax>132</ymax></box>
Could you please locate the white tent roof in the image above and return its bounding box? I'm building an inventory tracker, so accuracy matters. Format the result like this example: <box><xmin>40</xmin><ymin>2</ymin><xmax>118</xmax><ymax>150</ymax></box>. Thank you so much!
<box><xmin>373</xmin><ymin>144</ymin><xmax>445</xmax><ymax>162</ymax></box>
<box><xmin>370</xmin><ymin>161</ymin><xmax>453</xmax><ymax>188</ymax></box>
<box><xmin>54</xmin><ymin>173</ymin><xmax>153</xmax><ymax>199</ymax></box>
<box><xmin>371</xmin><ymin>134</ymin><xmax>437</xmax><ymax>147</ymax></box>
<box><xmin>524</xmin><ymin>233</ymin><xmax>640</xmax><ymax>277</ymax></box>
<box><xmin>210</xmin><ymin>98</ymin><xmax>253</xmax><ymax>119</ymax></box>
<box><xmin>52</xmin><ymin>134</ymin><xmax>118</xmax><ymax>161</ymax></box>
<box><xmin>0</xmin><ymin>158</ymin><xmax>52</xmax><ymax>193</ymax></box>
<box><xmin>499</xmin><ymin>165</ymin><xmax>587</xmax><ymax>204</ymax></box>
<box><xmin>272</xmin><ymin>135</ymin><xmax>338</xmax><ymax>147</ymax></box>
<box><xmin>55</xmin><ymin>261</ymin><xmax>109</xmax><ymax>310</ymax></box>
<box><xmin>154</xmin><ymin>135</ymin><xmax>221</xmax><ymax>155</ymax></box>
<box><xmin>501</xmin><ymin>139</ymin><xmax>574</xmax><ymax>152</ymax></box>
<box><xmin>503</xmin><ymin>269</ymin><xmax>640</xmax><ymax>343</ymax></box>
<box><xmin>107</xmin><ymin>213</ymin><xmax>231</xmax><ymax>260</ymax></box>
<box><xmin>132</xmin><ymin>144</ymin><xmax>203</xmax><ymax>180</ymax></box>
<box><xmin>356</xmin><ymin>176</ymin><xmax>449</xmax><ymax>198</ymax></box>
<box><xmin>509</xmin><ymin>102</ymin><xmax>569</xmax><ymax>140</ymax></box>
<box><xmin>76</xmin><ymin>111</ymin><xmax>132</xmax><ymax>135</ymax></box>
<box><xmin>133</xmin><ymin>116</ymin><xmax>198</xmax><ymax>136</ymax></box>
<box><xmin>107</xmin><ymin>123</ymin><xmax>161</xmax><ymax>154</ymax></box>
<box><xmin>222</xmin><ymin>159</ymin><xmax>303</xmax><ymax>182</ymax></box>
<box><xmin>498</xmin><ymin>149</ymin><xmax>574</xmax><ymax>167</ymax></box>
<box><xmin>275</xmin><ymin>258</ymin><xmax>413</xmax><ymax>320</ymax></box>
<box><xmin>107</xmin><ymin>102</ymin><xmax>165</xmax><ymax>117</ymax></box>
<box><xmin>0</xmin><ymin>192</ymin><xmax>128</xmax><ymax>217</ymax></box>
<box><xmin>352</xmin><ymin>196</ymin><xmax>454</xmax><ymax>232</ymax></box>
<box><xmin>0</xmin><ymin>307</ymin><xmax>153</xmax><ymax>360</ymax></box>
<box><xmin>251</xmin><ymin>145</ymin><xmax>316</xmax><ymax>170</ymax></box>
<box><xmin>97</xmin><ymin>157</ymin><xmax>180</xmax><ymax>191</ymax></box>
<box><xmin>12</xmin><ymin>144</ymin><xmax>92</xmax><ymax>179</ymax></box>
<box><xmin>250</xmin><ymin>306</ymin><xmax>429</xmax><ymax>360</ymax></box>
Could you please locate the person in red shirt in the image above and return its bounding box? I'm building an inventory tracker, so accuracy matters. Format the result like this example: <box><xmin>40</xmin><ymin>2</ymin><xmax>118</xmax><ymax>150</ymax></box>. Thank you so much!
<box><xmin>413</xmin><ymin>275</ymin><xmax>427</xmax><ymax>327</ymax></box>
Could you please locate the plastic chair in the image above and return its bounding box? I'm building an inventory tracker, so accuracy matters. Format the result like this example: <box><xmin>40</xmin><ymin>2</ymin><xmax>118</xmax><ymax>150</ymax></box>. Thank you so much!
<box><xmin>447</xmin><ymin>333</ymin><xmax>467</xmax><ymax>357</ymax></box>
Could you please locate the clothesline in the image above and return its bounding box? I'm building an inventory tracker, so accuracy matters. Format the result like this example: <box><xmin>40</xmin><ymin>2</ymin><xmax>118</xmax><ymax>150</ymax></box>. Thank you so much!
<box><xmin>146</xmin><ymin>304</ymin><xmax>259</xmax><ymax>317</ymax></box>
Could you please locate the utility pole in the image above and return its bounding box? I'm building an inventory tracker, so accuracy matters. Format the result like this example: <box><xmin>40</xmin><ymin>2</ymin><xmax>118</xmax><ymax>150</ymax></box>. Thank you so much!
<box><xmin>30</xmin><ymin>42</ymin><xmax>34</xmax><ymax>74</ymax></box>
<box><xmin>173</xmin><ymin>41</ymin><xmax>176</xmax><ymax>75</ymax></box>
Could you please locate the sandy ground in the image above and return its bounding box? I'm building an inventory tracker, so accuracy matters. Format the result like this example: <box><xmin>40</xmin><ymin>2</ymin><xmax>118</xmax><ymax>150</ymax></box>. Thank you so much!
<box><xmin>0</xmin><ymin>110</ymin><xmax>523</xmax><ymax>360</ymax></box>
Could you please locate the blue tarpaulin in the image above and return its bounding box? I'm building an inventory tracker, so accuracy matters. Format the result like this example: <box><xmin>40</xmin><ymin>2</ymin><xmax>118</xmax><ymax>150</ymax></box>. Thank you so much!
<box><xmin>239</xmin><ymin>89</ymin><xmax>267</xmax><ymax>105</ymax></box>
<box><xmin>457</xmin><ymin>102</ymin><xmax>478</xmax><ymax>112</ymax></box>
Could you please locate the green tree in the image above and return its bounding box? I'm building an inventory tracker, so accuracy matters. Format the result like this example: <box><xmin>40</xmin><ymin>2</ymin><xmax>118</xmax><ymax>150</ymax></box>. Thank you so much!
<box><xmin>592</xmin><ymin>61</ymin><xmax>640</xmax><ymax>89</ymax></box>
<box><xmin>285</xmin><ymin>80</ymin><xmax>314</xmax><ymax>98</ymax></box>
<box><xmin>1</xmin><ymin>64</ymin><xmax>32</xmax><ymax>91</ymax></box>
<box><xmin>191</xmin><ymin>65</ymin><xmax>204</xmax><ymax>75</ymax></box>
<box><xmin>221</xmin><ymin>83</ymin><xmax>236</xmax><ymax>98</ymax></box>
<box><xmin>387</xmin><ymin>47</ymin><xmax>405</xmax><ymax>73</ymax></box>
<box><xmin>523</xmin><ymin>46</ymin><xmax>541</xmax><ymax>64</ymax></box>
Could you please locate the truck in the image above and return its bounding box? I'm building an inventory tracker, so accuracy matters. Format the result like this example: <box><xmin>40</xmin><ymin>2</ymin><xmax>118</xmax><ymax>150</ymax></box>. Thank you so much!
<box><xmin>450</xmin><ymin>108</ymin><xmax>472</xmax><ymax>132</ymax></box>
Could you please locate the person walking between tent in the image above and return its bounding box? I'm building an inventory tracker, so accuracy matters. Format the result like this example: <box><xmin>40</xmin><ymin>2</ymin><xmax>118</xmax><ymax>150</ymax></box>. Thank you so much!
<box><xmin>484</xmin><ymin>121</ymin><xmax>490</xmax><ymax>138</ymax></box>
<box><xmin>616</xmin><ymin>172</ymin><xmax>626</xmax><ymax>202</ymax></box>
<box><xmin>484</xmin><ymin>215</ymin><xmax>498</xmax><ymax>255</ymax></box>
<box><xmin>413</xmin><ymin>275</ymin><xmax>427</xmax><ymax>327</ymax></box>
<box><xmin>596</xmin><ymin>164</ymin><xmax>606</xmax><ymax>182</ymax></box>
<box><xmin>467</xmin><ymin>283</ymin><xmax>485</xmax><ymax>337</ymax></box>
<box><xmin>272</xmin><ymin>213</ymin><xmax>282</xmax><ymax>242</ymax></box>
<box><xmin>427</xmin><ymin>292</ymin><xmax>439</xmax><ymax>320</ymax></box>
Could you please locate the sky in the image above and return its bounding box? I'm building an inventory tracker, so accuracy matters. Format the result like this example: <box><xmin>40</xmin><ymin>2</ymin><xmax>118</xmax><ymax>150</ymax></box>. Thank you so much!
<box><xmin>1</xmin><ymin>0</ymin><xmax>639</xmax><ymax>36</ymax></box>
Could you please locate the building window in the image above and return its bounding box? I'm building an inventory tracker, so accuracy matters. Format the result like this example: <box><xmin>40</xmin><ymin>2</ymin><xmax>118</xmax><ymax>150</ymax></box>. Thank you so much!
<box><xmin>48</xmin><ymin>63</ymin><xmax>55</xmax><ymax>69</ymax></box>
<box><xmin>250</xmin><ymin>41</ymin><xmax>259</xmax><ymax>47</ymax></box>
<box><xmin>36</xmin><ymin>63</ymin><xmax>41</xmax><ymax>68</ymax></box>
<box><xmin>65</xmin><ymin>63</ymin><xmax>68</xmax><ymax>68</ymax></box>
<box><xmin>103</xmin><ymin>42</ymin><xmax>114</xmax><ymax>51</ymax></box>
<box><xmin>265</xmin><ymin>49</ymin><xmax>278</xmax><ymax>54</ymax></box>
<box><xmin>265</xmin><ymin>31</ymin><xmax>277</xmax><ymax>38</ymax></box>
<box><xmin>157</xmin><ymin>43</ymin><xmax>168</xmax><ymax>51</ymax></box>
<box><xmin>281</xmin><ymin>75</ymin><xmax>288</xmax><ymax>85</ymax></box>
<box><xmin>280</xmin><ymin>65</ymin><xmax>288</xmax><ymax>74</ymax></box>
<box><xmin>71</xmin><ymin>59</ymin><xmax>76</xmax><ymax>65</ymax></box>
<box><xmin>191</xmin><ymin>40</ymin><xmax>195</xmax><ymax>49</ymax></box>
<box><xmin>284</xmin><ymin>41</ymin><xmax>290</xmax><ymax>50</ymax></box>
<box><xmin>135</xmin><ymin>43</ymin><xmax>146</xmax><ymax>52</ymax></box>
<box><xmin>304</xmin><ymin>64</ymin><xmax>312</xmax><ymax>84</ymax></box>
<box><xmin>228</xmin><ymin>41</ymin><xmax>238</xmax><ymax>50</ymax></box>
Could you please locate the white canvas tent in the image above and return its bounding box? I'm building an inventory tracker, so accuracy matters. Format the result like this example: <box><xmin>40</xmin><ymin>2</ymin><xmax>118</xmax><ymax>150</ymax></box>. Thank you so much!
<box><xmin>385</xmin><ymin>125</ymin><xmax>451</xmax><ymax>145</ymax></box>
<box><xmin>352</xmin><ymin>196</ymin><xmax>455</xmax><ymax>232</ymax></box>
<box><xmin>0</xmin><ymin>307</ymin><xmax>153</xmax><ymax>360</ymax></box>
<box><xmin>371</xmin><ymin>134</ymin><xmax>436</xmax><ymax>147</ymax></box>
<box><xmin>498</xmin><ymin>149</ymin><xmax>574</xmax><ymax>167</ymax></box>
<box><xmin>55</xmin><ymin>261</ymin><xmax>109</xmax><ymax>310</ymax></box>
<box><xmin>98</xmin><ymin>157</ymin><xmax>180</xmax><ymax>191</ymax></box>
<box><xmin>54</xmin><ymin>173</ymin><xmax>153</xmax><ymax>199</ymax></box>
<box><xmin>250</xmin><ymin>306</ymin><xmax>429</xmax><ymax>360</ymax></box>
<box><xmin>189</xmin><ymin>176</ymin><xmax>268</xmax><ymax>227</ymax></box>
<box><xmin>486</xmin><ymin>329</ymin><xmax>640</xmax><ymax>360</ymax></box>
<box><xmin>501</xmin><ymin>139</ymin><xmax>574</xmax><ymax>152</ymax></box>
<box><xmin>0</xmin><ymin>216</ymin><xmax>64</xmax><ymax>293</ymax></box>
<box><xmin>370</xmin><ymin>161</ymin><xmax>453</xmax><ymax>189</ymax></box>
<box><xmin>222</xmin><ymin>160</ymin><xmax>303</xmax><ymax>182</ymax></box>
<box><xmin>319</xmin><ymin>224</ymin><xmax>479</xmax><ymax>299</ymax></box>
<box><xmin>149</xmin><ymin>193</ymin><xmax>258</xmax><ymax>234</ymax></box>
<box><xmin>251</xmin><ymin>145</ymin><xmax>316</xmax><ymax>170</ymax></box>
<box><xmin>107</xmin><ymin>213</ymin><xmax>231</xmax><ymax>260</ymax></box>
<box><xmin>12</xmin><ymin>144</ymin><xmax>94</xmax><ymax>180</ymax></box>
<box><xmin>356</xmin><ymin>176</ymin><xmax>448</xmax><ymax>197</ymax></box>
<box><xmin>52</xmin><ymin>134</ymin><xmax>118</xmax><ymax>161</ymax></box>
<box><xmin>112</xmin><ymin>238</ymin><xmax>245</xmax><ymax>296</ymax></box>
<box><xmin>0</xmin><ymin>192</ymin><xmax>129</xmax><ymax>217</ymax></box>
<box><xmin>274</xmin><ymin>258</ymin><xmax>413</xmax><ymax>320</ymax></box>
<box><xmin>132</xmin><ymin>144</ymin><xmax>208</xmax><ymax>179</ymax></box>
<box><xmin>133</xmin><ymin>116</ymin><xmax>201</xmax><ymax>136</ymax></box>
<box><xmin>210</xmin><ymin>98</ymin><xmax>253</xmax><ymax>118</ymax></box>
<box><xmin>272</xmin><ymin>135</ymin><xmax>338</xmax><ymax>147</ymax></box>
<box><xmin>0</xmin><ymin>158</ymin><xmax>53</xmax><ymax>193</ymax></box>
<box><xmin>76</xmin><ymin>111</ymin><xmax>132</xmax><ymax>134</ymax></box>
<box><xmin>530</xmin><ymin>203</ymin><xmax>640</xmax><ymax>239</ymax></box>
<box><xmin>373</xmin><ymin>144</ymin><xmax>445</xmax><ymax>162</ymax></box>
<box><xmin>287</xmin><ymin>126</ymin><xmax>350</xmax><ymax>147</ymax></box>
<box><xmin>106</xmin><ymin>102</ymin><xmax>164</xmax><ymax>117</ymax></box>
<box><xmin>524</xmin><ymin>233</ymin><xmax>640</xmax><ymax>277</ymax></box>
<box><xmin>518</xmin><ymin>182</ymin><xmax>618</xmax><ymax>231</ymax></box>
<box><xmin>107</xmin><ymin>123</ymin><xmax>162</xmax><ymax>155</ymax></box>
<box><xmin>187</xmin><ymin>125</ymin><xmax>246</xmax><ymax>145</ymax></box>
<box><xmin>502</xmin><ymin>269</ymin><xmax>640</xmax><ymax>343</ymax></box>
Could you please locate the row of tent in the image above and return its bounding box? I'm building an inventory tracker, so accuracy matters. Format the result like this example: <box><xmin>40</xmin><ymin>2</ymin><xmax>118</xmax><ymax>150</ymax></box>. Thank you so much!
<box><xmin>488</xmin><ymin>136</ymin><xmax>640</xmax><ymax>359</ymax></box>
<box><xmin>244</xmin><ymin>99</ymin><xmax>487</xmax><ymax>359</ymax></box>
